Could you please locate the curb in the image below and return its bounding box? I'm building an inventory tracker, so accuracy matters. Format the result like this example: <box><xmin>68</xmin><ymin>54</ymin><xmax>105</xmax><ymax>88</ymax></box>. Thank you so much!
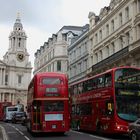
<box><xmin>0</xmin><ymin>125</ymin><xmax>8</xmax><ymax>140</ymax></box>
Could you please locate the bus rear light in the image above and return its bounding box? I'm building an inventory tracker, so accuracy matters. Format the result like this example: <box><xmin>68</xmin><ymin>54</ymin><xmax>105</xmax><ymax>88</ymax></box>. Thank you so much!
<box><xmin>62</xmin><ymin>121</ymin><xmax>65</xmax><ymax>127</ymax></box>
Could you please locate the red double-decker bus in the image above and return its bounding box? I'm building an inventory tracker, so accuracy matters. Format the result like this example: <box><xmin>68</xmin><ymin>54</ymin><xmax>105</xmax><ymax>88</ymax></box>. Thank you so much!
<box><xmin>0</xmin><ymin>102</ymin><xmax>12</xmax><ymax>121</ymax></box>
<box><xmin>26</xmin><ymin>72</ymin><xmax>70</xmax><ymax>133</ymax></box>
<box><xmin>69</xmin><ymin>66</ymin><xmax>140</xmax><ymax>134</ymax></box>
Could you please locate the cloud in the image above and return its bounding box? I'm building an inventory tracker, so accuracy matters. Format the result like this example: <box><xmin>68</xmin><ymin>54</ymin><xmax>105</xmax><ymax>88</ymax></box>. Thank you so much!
<box><xmin>0</xmin><ymin>0</ymin><xmax>110</xmax><ymax>70</ymax></box>
<box><xmin>25</xmin><ymin>26</ymin><xmax>51</xmax><ymax>66</ymax></box>
<box><xmin>59</xmin><ymin>0</ymin><xmax>110</xmax><ymax>25</ymax></box>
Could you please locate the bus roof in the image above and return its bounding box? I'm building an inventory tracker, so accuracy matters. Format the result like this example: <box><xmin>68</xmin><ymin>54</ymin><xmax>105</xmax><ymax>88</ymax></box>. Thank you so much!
<box><xmin>35</xmin><ymin>72</ymin><xmax>67</xmax><ymax>78</ymax></box>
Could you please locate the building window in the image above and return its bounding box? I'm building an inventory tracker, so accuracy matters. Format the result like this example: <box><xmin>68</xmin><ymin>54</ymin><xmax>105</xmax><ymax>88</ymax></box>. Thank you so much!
<box><xmin>90</xmin><ymin>38</ymin><xmax>93</xmax><ymax>49</ymax></box>
<box><xmin>137</xmin><ymin>24</ymin><xmax>140</xmax><ymax>40</ymax></box>
<box><xmin>95</xmin><ymin>33</ymin><xmax>98</xmax><ymax>44</ymax></box>
<box><xmin>119</xmin><ymin>12</ymin><xmax>123</xmax><ymax>26</ymax></box>
<box><xmin>78</xmin><ymin>63</ymin><xmax>82</xmax><ymax>73</ymax></box>
<box><xmin>126</xmin><ymin>32</ymin><xmax>130</xmax><ymax>46</ymax></box>
<box><xmin>138</xmin><ymin>0</ymin><xmax>140</xmax><ymax>12</ymax></box>
<box><xmin>120</xmin><ymin>37</ymin><xmax>123</xmax><ymax>49</ymax></box>
<box><xmin>99</xmin><ymin>50</ymin><xmax>103</xmax><ymax>61</ymax></box>
<box><xmin>79</xmin><ymin>46</ymin><xmax>81</xmax><ymax>57</ymax></box>
<box><xmin>106</xmin><ymin>46</ymin><xmax>109</xmax><ymax>57</ymax></box>
<box><xmin>84</xmin><ymin>59</ymin><xmax>88</xmax><ymax>71</ymax></box>
<box><xmin>106</xmin><ymin>24</ymin><xmax>109</xmax><ymax>36</ymax></box>
<box><xmin>112</xmin><ymin>42</ymin><xmax>115</xmax><ymax>54</ymax></box>
<box><xmin>111</xmin><ymin>20</ymin><xmax>114</xmax><ymax>32</ymax></box>
<box><xmin>85</xmin><ymin>42</ymin><xmax>87</xmax><ymax>51</ymax></box>
<box><xmin>99</xmin><ymin>30</ymin><xmax>102</xmax><ymax>41</ymax></box>
<box><xmin>18</xmin><ymin>75</ymin><xmax>22</xmax><ymax>84</ymax></box>
<box><xmin>57</xmin><ymin>60</ymin><xmax>61</xmax><ymax>71</ymax></box>
<box><xmin>125</xmin><ymin>7</ymin><xmax>129</xmax><ymax>21</ymax></box>
<box><xmin>95</xmin><ymin>53</ymin><xmax>98</xmax><ymax>63</ymax></box>
<box><xmin>5</xmin><ymin>74</ymin><xmax>8</xmax><ymax>85</ymax></box>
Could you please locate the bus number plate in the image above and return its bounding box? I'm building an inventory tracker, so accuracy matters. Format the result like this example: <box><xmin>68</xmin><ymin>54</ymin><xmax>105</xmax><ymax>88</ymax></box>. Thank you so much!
<box><xmin>52</xmin><ymin>125</ymin><xmax>56</xmax><ymax>129</ymax></box>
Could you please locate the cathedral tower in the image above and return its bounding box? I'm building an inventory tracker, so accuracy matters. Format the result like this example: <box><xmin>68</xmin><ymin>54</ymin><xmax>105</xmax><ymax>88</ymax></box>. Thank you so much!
<box><xmin>0</xmin><ymin>14</ymin><xmax>32</xmax><ymax>107</ymax></box>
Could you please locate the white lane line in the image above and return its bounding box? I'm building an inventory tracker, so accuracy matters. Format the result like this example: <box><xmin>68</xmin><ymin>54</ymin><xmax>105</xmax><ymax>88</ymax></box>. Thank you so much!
<box><xmin>9</xmin><ymin>125</ymin><xmax>30</xmax><ymax>140</ymax></box>
<box><xmin>15</xmin><ymin>128</ymin><xmax>19</xmax><ymax>131</ymax></box>
<box><xmin>18</xmin><ymin>130</ymin><xmax>24</xmax><ymax>135</ymax></box>
<box><xmin>89</xmin><ymin>134</ymin><xmax>110</xmax><ymax>140</ymax></box>
<box><xmin>70</xmin><ymin>130</ymin><xmax>84</xmax><ymax>135</ymax></box>
<box><xmin>24</xmin><ymin>136</ymin><xmax>30</xmax><ymax>140</ymax></box>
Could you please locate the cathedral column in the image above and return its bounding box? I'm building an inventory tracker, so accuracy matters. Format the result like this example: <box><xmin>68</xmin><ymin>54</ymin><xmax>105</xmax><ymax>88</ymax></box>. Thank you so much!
<box><xmin>2</xmin><ymin>68</ymin><xmax>4</xmax><ymax>85</ymax></box>
<box><xmin>0</xmin><ymin>68</ymin><xmax>2</xmax><ymax>85</ymax></box>
<box><xmin>3</xmin><ymin>68</ymin><xmax>5</xmax><ymax>85</ymax></box>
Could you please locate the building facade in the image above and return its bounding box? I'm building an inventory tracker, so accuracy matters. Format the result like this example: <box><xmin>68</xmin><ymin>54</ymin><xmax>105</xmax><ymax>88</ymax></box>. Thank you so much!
<box><xmin>87</xmin><ymin>0</ymin><xmax>140</xmax><ymax>76</ymax></box>
<box><xmin>0</xmin><ymin>16</ymin><xmax>32</xmax><ymax>107</ymax></box>
<box><xmin>34</xmin><ymin>25</ymin><xmax>87</xmax><ymax>75</ymax></box>
<box><xmin>68</xmin><ymin>25</ymin><xmax>89</xmax><ymax>84</ymax></box>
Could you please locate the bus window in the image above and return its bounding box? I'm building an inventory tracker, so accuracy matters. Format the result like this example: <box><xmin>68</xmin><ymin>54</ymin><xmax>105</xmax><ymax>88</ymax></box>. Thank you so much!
<box><xmin>92</xmin><ymin>78</ymin><xmax>97</xmax><ymax>89</ymax></box>
<box><xmin>42</xmin><ymin>77</ymin><xmax>61</xmax><ymax>85</ymax></box>
<box><xmin>97</xmin><ymin>76</ymin><xmax>105</xmax><ymax>88</ymax></box>
<box><xmin>44</xmin><ymin>101</ymin><xmax>64</xmax><ymax>112</ymax></box>
<box><xmin>73</xmin><ymin>85</ymin><xmax>78</xmax><ymax>95</ymax></box>
<box><xmin>87</xmin><ymin>79</ymin><xmax>94</xmax><ymax>91</ymax></box>
<box><xmin>78</xmin><ymin>83</ymin><xmax>83</xmax><ymax>94</ymax></box>
<box><xmin>105</xmin><ymin>73</ymin><xmax>112</xmax><ymax>87</ymax></box>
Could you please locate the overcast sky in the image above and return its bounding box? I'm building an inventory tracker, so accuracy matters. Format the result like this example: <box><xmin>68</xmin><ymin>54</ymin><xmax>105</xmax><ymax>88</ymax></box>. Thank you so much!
<box><xmin>0</xmin><ymin>0</ymin><xmax>110</xmax><ymax>68</ymax></box>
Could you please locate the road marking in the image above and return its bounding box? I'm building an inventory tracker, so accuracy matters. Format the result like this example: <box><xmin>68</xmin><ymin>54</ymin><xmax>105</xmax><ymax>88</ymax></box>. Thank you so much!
<box><xmin>71</xmin><ymin>130</ymin><xmax>114</xmax><ymax>140</ymax></box>
<box><xmin>9</xmin><ymin>125</ymin><xmax>30</xmax><ymax>140</ymax></box>
<box><xmin>24</xmin><ymin>136</ymin><xmax>30</xmax><ymax>140</ymax></box>
<box><xmin>18</xmin><ymin>130</ymin><xmax>24</xmax><ymax>135</ymax></box>
<box><xmin>70</xmin><ymin>130</ymin><xmax>84</xmax><ymax>135</ymax></box>
<box><xmin>0</xmin><ymin>125</ymin><xmax>8</xmax><ymax>140</ymax></box>
<box><xmin>15</xmin><ymin>128</ymin><xmax>19</xmax><ymax>131</ymax></box>
<box><xmin>89</xmin><ymin>134</ymin><xmax>111</xmax><ymax>140</ymax></box>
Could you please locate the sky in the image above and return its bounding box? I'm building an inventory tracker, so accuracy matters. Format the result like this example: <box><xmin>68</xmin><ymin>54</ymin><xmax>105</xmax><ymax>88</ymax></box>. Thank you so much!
<box><xmin>0</xmin><ymin>0</ymin><xmax>110</xmax><ymax>69</ymax></box>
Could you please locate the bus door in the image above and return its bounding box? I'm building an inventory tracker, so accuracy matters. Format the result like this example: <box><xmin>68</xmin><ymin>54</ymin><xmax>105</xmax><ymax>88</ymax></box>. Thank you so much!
<box><xmin>79</xmin><ymin>103</ymin><xmax>92</xmax><ymax>130</ymax></box>
<box><xmin>32</xmin><ymin>100</ymin><xmax>41</xmax><ymax>130</ymax></box>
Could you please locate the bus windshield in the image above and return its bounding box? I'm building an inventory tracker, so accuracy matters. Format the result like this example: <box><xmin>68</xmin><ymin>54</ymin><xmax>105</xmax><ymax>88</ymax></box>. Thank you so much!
<box><xmin>44</xmin><ymin>101</ymin><xmax>64</xmax><ymax>112</ymax></box>
<box><xmin>115</xmin><ymin>68</ymin><xmax>140</xmax><ymax>122</ymax></box>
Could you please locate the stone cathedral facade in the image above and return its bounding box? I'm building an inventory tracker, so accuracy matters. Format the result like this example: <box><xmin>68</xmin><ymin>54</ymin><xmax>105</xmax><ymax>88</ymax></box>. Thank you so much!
<box><xmin>0</xmin><ymin>16</ymin><xmax>32</xmax><ymax>107</ymax></box>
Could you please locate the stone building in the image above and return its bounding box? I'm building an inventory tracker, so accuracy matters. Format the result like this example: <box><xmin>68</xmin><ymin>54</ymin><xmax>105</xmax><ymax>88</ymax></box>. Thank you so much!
<box><xmin>68</xmin><ymin>0</ymin><xmax>140</xmax><ymax>84</ymax></box>
<box><xmin>68</xmin><ymin>25</ymin><xmax>89</xmax><ymax>84</ymax></box>
<box><xmin>87</xmin><ymin>0</ymin><xmax>140</xmax><ymax>76</ymax></box>
<box><xmin>0</xmin><ymin>15</ymin><xmax>32</xmax><ymax>107</ymax></box>
<box><xmin>34</xmin><ymin>25</ymin><xmax>87</xmax><ymax>75</ymax></box>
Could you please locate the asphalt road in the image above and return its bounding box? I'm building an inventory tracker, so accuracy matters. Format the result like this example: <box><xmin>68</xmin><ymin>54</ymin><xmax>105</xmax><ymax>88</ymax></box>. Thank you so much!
<box><xmin>0</xmin><ymin>122</ymin><xmax>130</xmax><ymax>140</ymax></box>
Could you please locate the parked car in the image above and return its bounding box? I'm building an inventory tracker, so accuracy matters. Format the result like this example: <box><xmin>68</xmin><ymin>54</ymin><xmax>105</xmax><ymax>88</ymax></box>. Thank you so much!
<box><xmin>11</xmin><ymin>112</ymin><xmax>27</xmax><ymax>124</ymax></box>
<box><xmin>129</xmin><ymin>118</ymin><xmax>140</xmax><ymax>140</ymax></box>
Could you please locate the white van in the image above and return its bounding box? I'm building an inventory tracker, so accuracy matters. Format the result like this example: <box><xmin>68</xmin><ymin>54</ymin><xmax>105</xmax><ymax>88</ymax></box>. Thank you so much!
<box><xmin>4</xmin><ymin>106</ymin><xmax>20</xmax><ymax>122</ymax></box>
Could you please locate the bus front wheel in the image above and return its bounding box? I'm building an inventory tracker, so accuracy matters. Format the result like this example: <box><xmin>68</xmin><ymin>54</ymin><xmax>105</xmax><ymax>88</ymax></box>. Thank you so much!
<box><xmin>131</xmin><ymin>131</ymin><xmax>138</xmax><ymax>140</ymax></box>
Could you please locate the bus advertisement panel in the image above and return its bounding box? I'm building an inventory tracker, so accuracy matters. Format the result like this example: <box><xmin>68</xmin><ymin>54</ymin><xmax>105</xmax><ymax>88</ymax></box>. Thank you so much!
<box><xmin>69</xmin><ymin>66</ymin><xmax>140</xmax><ymax>134</ymax></box>
<box><xmin>27</xmin><ymin>72</ymin><xmax>70</xmax><ymax>133</ymax></box>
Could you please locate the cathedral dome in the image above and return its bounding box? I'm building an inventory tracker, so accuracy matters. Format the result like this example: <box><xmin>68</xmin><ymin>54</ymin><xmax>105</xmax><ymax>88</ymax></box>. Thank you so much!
<box><xmin>13</xmin><ymin>14</ymin><xmax>23</xmax><ymax>31</ymax></box>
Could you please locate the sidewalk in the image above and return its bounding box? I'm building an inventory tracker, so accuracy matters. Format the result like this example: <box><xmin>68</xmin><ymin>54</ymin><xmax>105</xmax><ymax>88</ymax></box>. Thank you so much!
<box><xmin>0</xmin><ymin>124</ymin><xmax>8</xmax><ymax>140</ymax></box>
